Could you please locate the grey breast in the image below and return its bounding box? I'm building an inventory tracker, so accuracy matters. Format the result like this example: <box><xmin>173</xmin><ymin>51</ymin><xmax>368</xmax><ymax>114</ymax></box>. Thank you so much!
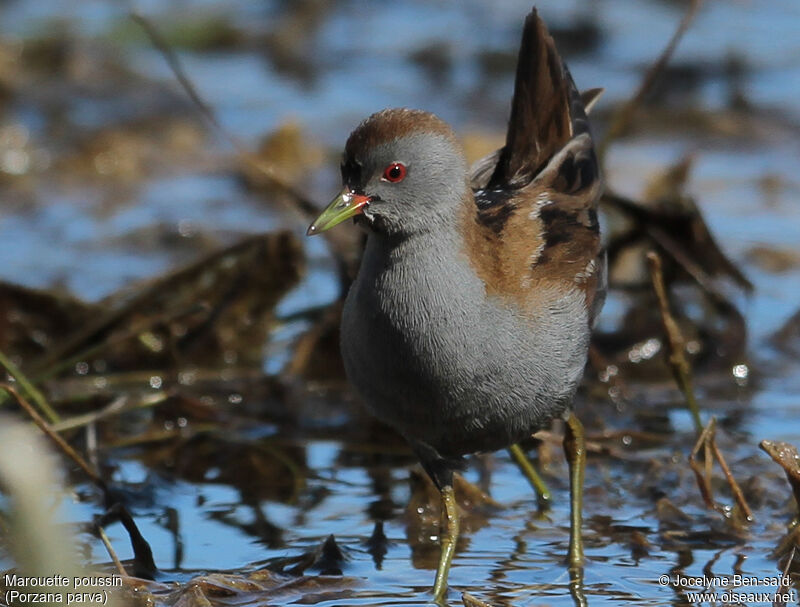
<box><xmin>340</xmin><ymin>230</ymin><xmax>589</xmax><ymax>457</ymax></box>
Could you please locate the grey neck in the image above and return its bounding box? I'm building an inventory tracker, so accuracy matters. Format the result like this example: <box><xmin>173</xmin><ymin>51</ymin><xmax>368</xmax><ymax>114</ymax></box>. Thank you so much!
<box><xmin>361</xmin><ymin>215</ymin><xmax>481</xmax><ymax>301</ymax></box>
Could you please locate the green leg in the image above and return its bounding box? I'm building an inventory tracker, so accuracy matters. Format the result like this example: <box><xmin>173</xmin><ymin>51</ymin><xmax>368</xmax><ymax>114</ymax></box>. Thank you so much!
<box><xmin>508</xmin><ymin>443</ymin><xmax>552</xmax><ymax>508</ymax></box>
<box><xmin>569</xmin><ymin>565</ymin><xmax>588</xmax><ymax>607</ymax></box>
<box><xmin>563</xmin><ymin>413</ymin><xmax>585</xmax><ymax>569</ymax></box>
<box><xmin>432</xmin><ymin>485</ymin><xmax>459</xmax><ymax>603</ymax></box>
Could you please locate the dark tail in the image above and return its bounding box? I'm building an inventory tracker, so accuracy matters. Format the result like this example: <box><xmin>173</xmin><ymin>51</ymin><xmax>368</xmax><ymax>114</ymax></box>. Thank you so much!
<box><xmin>488</xmin><ymin>8</ymin><xmax>587</xmax><ymax>189</ymax></box>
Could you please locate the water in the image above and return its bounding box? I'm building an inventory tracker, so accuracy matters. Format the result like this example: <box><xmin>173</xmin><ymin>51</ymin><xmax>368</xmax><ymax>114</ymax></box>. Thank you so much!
<box><xmin>1</xmin><ymin>1</ymin><xmax>799</xmax><ymax>605</ymax></box>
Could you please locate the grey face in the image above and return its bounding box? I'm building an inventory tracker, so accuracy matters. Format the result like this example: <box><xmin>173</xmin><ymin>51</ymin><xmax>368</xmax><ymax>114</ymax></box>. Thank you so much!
<box><xmin>343</xmin><ymin>133</ymin><xmax>469</xmax><ymax>237</ymax></box>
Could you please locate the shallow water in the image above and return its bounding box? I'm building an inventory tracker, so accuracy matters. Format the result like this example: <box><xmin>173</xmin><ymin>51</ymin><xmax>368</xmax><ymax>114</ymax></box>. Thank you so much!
<box><xmin>1</xmin><ymin>1</ymin><xmax>799</xmax><ymax>606</ymax></box>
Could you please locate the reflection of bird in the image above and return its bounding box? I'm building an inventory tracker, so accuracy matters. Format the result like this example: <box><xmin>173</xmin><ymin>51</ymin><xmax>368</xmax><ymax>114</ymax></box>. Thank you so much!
<box><xmin>308</xmin><ymin>7</ymin><xmax>603</xmax><ymax>600</ymax></box>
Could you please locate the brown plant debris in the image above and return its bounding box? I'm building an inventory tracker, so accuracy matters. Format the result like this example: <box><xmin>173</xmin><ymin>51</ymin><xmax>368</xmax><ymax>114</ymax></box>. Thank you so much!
<box><xmin>688</xmin><ymin>417</ymin><xmax>753</xmax><ymax>522</ymax></box>
<box><xmin>760</xmin><ymin>440</ymin><xmax>800</xmax><ymax>512</ymax></box>
<box><xmin>1</xmin><ymin>383</ymin><xmax>157</xmax><ymax>578</ymax></box>
<box><xmin>23</xmin><ymin>231</ymin><xmax>303</xmax><ymax>376</ymax></box>
<box><xmin>646</xmin><ymin>251</ymin><xmax>703</xmax><ymax>434</ymax></box>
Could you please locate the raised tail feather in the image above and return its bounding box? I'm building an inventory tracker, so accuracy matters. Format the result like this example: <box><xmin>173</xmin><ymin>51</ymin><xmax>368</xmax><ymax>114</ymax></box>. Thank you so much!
<box><xmin>487</xmin><ymin>8</ymin><xmax>590</xmax><ymax>189</ymax></box>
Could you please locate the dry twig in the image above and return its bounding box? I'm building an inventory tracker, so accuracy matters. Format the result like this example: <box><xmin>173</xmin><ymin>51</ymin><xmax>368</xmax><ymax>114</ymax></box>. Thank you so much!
<box><xmin>131</xmin><ymin>13</ymin><xmax>355</xmax><ymax>293</ymax></box>
<box><xmin>646</xmin><ymin>251</ymin><xmax>703</xmax><ymax>433</ymax></box>
<box><xmin>97</xmin><ymin>524</ymin><xmax>129</xmax><ymax>577</ymax></box>
<box><xmin>687</xmin><ymin>417</ymin><xmax>752</xmax><ymax>520</ymax></box>
<box><xmin>129</xmin><ymin>13</ymin><xmax>318</xmax><ymax>219</ymax></box>
<box><xmin>648</xmin><ymin>253</ymin><xmax>753</xmax><ymax>521</ymax></box>
<box><xmin>1</xmin><ymin>382</ymin><xmax>158</xmax><ymax>577</ymax></box>
<box><xmin>1</xmin><ymin>382</ymin><xmax>106</xmax><ymax>490</ymax></box>
<box><xmin>774</xmin><ymin>545</ymin><xmax>796</xmax><ymax>606</ymax></box>
<box><xmin>599</xmin><ymin>0</ymin><xmax>703</xmax><ymax>157</ymax></box>
<box><xmin>0</xmin><ymin>349</ymin><xmax>60</xmax><ymax>423</ymax></box>
<box><xmin>50</xmin><ymin>392</ymin><xmax>168</xmax><ymax>433</ymax></box>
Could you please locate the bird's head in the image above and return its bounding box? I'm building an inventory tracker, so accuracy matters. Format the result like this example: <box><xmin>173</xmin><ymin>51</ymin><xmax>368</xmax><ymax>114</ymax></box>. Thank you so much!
<box><xmin>308</xmin><ymin>108</ymin><xmax>468</xmax><ymax>238</ymax></box>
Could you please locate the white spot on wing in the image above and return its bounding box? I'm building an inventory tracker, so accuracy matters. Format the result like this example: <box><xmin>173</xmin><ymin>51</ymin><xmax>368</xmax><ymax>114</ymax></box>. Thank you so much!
<box><xmin>528</xmin><ymin>193</ymin><xmax>553</xmax><ymax>220</ymax></box>
<box><xmin>574</xmin><ymin>257</ymin><xmax>597</xmax><ymax>284</ymax></box>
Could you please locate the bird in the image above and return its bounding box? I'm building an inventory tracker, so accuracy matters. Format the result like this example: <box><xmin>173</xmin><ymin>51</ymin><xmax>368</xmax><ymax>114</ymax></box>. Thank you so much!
<box><xmin>307</xmin><ymin>6</ymin><xmax>604</xmax><ymax>601</ymax></box>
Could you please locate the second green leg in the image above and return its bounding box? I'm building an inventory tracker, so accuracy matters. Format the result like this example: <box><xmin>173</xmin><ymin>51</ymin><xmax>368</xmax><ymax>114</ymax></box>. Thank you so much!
<box><xmin>432</xmin><ymin>485</ymin><xmax>459</xmax><ymax>603</ymax></box>
<box><xmin>508</xmin><ymin>443</ymin><xmax>552</xmax><ymax>508</ymax></box>
<box><xmin>563</xmin><ymin>413</ymin><xmax>586</xmax><ymax>569</ymax></box>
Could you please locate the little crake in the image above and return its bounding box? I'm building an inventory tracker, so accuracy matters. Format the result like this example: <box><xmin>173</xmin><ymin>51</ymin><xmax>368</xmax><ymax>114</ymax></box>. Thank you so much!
<box><xmin>308</xmin><ymin>7</ymin><xmax>603</xmax><ymax>601</ymax></box>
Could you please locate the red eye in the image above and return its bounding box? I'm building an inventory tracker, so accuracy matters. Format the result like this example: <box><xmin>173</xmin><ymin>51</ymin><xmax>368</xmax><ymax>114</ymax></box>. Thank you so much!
<box><xmin>383</xmin><ymin>162</ymin><xmax>407</xmax><ymax>183</ymax></box>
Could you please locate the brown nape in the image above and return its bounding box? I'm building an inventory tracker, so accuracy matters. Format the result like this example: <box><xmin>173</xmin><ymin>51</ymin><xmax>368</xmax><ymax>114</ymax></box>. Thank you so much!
<box><xmin>344</xmin><ymin>108</ymin><xmax>458</xmax><ymax>158</ymax></box>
